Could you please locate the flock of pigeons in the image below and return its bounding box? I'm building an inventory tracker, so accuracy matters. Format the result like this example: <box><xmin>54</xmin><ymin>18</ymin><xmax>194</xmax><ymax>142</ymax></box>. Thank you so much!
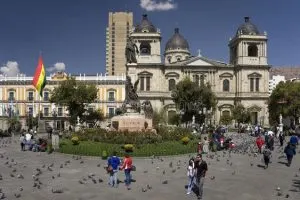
<box><xmin>0</xmin><ymin>133</ymin><xmax>299</xmax><ymax>199</ymax></box>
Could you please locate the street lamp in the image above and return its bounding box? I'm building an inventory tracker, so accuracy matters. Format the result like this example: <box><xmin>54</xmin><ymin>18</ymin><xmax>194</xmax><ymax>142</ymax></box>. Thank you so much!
<box><xmin>82</xmin><ymin>111</ymin><xmax>89</xmax><ymax>128</ymax></box>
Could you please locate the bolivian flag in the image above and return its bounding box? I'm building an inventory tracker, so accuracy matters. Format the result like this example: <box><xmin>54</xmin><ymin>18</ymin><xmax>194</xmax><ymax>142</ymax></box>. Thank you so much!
<box><xmin>32</xmin><ymin>56</ymin><xmax>47</xmax><ymax>97</ymax></box>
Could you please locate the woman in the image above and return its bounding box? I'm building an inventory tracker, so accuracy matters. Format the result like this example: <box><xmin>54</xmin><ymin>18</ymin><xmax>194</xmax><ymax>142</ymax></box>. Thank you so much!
<box><xmin>120</xmin><ymin>153</ymin><xmax>133</xmax><ymax>190</ymax></box>
<box><xmin>186</xmin><ymin>158</ymin><xmax>195</xmax><ymax>195</ymax></box>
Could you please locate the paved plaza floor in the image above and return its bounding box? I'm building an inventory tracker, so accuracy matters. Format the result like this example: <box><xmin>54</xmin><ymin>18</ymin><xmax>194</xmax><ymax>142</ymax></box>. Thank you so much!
<box><xmin>0</xmin><ymin>137</ymin><xmax>299</xmax><ymax>200</ymax></box>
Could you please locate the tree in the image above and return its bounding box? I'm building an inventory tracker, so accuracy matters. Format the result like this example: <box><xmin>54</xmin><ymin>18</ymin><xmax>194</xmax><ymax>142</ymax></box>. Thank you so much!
<box><xmin>7</xmin><ymin>117</ymin><xmax>22</xmax><ymax>133</ymax></box>
<box><xmin>220</xmin><ymin>115</ymin><xmax>233</xmax><ymax>126</ymax></box>
<box><xmin>171</xmin><ymin>77</ymin><xmax>217</xmax><ymax>124</ymax></box>
<box><xmin>231</xmin><ymin>104</ymin><xmax>250</xmax><ymax>127</ymax></box>
<box><xmin>26</xmin><ymin>115</ymin><xmax>38</xmax><ymax>130</ymax></box>
<box><xmin>152</xmin><ymin>109</ymin><xmax>167</xmax><ymax>128</ymax></box>
<box><xmin>84</xmin><ymin>109</ymin><xmax>104</xmax><ymax>127</ymax></box>
<box><xmin>50</xmin><ymin>77</ymin><xmax>98</xmax><ymax>125</ymax></box>
<box><xmin>269</xmin><ymin>81</ymin><xmax>300</xmax><ymax>125</ymax></box>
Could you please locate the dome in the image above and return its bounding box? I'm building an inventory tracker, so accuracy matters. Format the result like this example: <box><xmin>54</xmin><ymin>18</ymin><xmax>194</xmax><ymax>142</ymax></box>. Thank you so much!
<box><xmin>134</xmin><ymin>14</ymin><xmax>157</xmax><ymax>33</ymax></box>
<box><xmin>165</xmin><ymin>28</ymin><xmax>189</xmax><ymax>51</ymax></box>
<box><xmin>236</xmin><ymin>17</ymin><xmax>260</xmax><ymax>36</ymax></box>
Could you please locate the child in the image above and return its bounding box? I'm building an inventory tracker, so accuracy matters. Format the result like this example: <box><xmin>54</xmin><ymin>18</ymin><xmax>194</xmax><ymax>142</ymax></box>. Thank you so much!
<box><xmin>186</xmin><ymin>158</ymin><xmax>195</xmax><ymax>195</ymax></box>
<box><xmin>19</xmin><ymin>134</ymin><xmax>25</xmax><ymax>151</ymax></box>
<box><xmin>262</xmin><ymin>147</ymin><xmax>272</xmax><ymax>169</ymax></box>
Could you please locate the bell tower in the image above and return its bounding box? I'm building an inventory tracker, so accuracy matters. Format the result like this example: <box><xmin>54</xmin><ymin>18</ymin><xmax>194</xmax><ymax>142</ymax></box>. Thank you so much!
<box><xmin>229</xmin><ymin>17</ymin><xmax>268</xmax><ymax>66</ymax></box>
<box><xmin>130</xmin><ymin>14</ymin><xmax>162</xmax><ymax>64</ymax></box>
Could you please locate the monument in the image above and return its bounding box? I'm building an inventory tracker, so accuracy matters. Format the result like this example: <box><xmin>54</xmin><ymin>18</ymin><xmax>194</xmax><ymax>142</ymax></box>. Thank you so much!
<box><xmin>110</xmin><ymin>76</ymin><xmax>154</xmax><ymax>132</ymax></box>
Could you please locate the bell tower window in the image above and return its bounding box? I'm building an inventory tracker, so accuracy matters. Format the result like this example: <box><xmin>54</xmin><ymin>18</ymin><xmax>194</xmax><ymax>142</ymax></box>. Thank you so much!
<box><xmin>248</xmin><ymin>44</ymin><xmax>258</xmax><ymax>57</ymax></box>
<box><xmin>140</xmin><ymin>41</ymin><xmax>151</xmax><ymax>55</ymax></box>
<box><xmin>223</xmin><ymin>79</ymin><xmax>230</xmax><ymax>92</ymax></box>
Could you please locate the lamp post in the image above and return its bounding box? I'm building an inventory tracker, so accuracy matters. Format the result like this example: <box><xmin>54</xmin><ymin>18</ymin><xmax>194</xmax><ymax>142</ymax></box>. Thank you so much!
<box><xmin>52</xmin><ymin>107</ymin><xmax>57</xmax><ymax>131</ymax></box>
<box><xmin>83</xmin><ymin>111</ymin><xmax>89</xmax><ymax>128</ymax></box>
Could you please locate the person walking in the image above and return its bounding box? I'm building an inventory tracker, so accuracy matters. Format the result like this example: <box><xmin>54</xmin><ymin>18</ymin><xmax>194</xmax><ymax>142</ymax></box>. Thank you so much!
<box><xmin>262</xmin><ymin>147</ymin><xmax>272</xmax><ymax>169</ymax></box>
<box><xmin>107</xmin><ymin>151</ymin><xmax>121</xmax><ymax>187</ymax></box>
<box><xmin>120</xmin><ymin>153</ymin><xmax>133</xmax><ymax>190</ymax></box>
<box><xmin>256</xmin><ymin>136</ymin><xmax>264</xmax><ymax>154</ymax></box>
<box><xmin>202</xmin><ymin>137</ymin><xmax>209</xmax><ymax>154</ymax></box>
<box><xmin>186</xmin><ymin>158</ymin><xmax>195</xmax><ymax>195</ymax></box>
<box><xmin>284</xmin><ymin>142</ymin><xmax>296</xmax><ymax>167</ymax></box>
<box><xmin>194</xmin><ymin>154</ymin><xmax>208</xmax><ymax>200</ymax></box>
<box><xmin>279</xmin><ymin>132</ymin><xmax>285</xmax><ymax>147</ymax></box>
<box><xmin>19</xmin><ymin>133</ymin><xmax>25</xmax><ymax>151</ymax></box>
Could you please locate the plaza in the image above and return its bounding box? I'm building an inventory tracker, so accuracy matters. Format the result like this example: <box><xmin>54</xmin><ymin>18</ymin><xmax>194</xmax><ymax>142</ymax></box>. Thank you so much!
<box><xmin>0</xmin><ymin>135</ymin><xmax>299</xmax><ymax>200</ymax></box>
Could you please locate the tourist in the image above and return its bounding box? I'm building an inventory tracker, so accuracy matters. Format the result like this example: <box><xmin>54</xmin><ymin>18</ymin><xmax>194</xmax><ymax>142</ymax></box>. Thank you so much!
<box><xmin>120</xmin><ymin>152</ymin><xmax>133</xmax><ymax>190</ymax></box>
<box><xmin>279</xmin><ymin>132</ymin><xmax>285</xmax><ymax>147</ymax></box>
<box><xmin>194</xmin><ymin>154</ymin><xmax>208</xmax><ymax>200</ymax></box>
<box><xmin>107</xmin><ymin>151</ymin><xmax>121</xmax><ymax>187</ymax></box>
<box><xmin>290</xmin><ymin>134</ymin><xmax>299</xmax><ymax>146</ymax></box>
<box><xmin>202</xmin><ymin>137</ymin><xmax>209</xmax><ymax>154</ymax></box>
<box><xmin>255</xmin><ymin>135</ymin><xmax>264</xmax><ymax>154</ymax></box>
<box><xmin>25</xmin><ymin>131</ymin><xmax>32</xmax><ymax>142</ymax></box>
<box><xmin>186</xmin><ymin>158</ymin><xmax>195</xmax><ymax>195</ymax></box>
<box><xmin>19</xmin><ymin>133</ymin><xmax>25</xmax><ymax>151</ymax></box>
<box><xmin>262</xmin><ymin>147</ymin><xmax>272</xmax><ymax>169</ymax></box>
<box><xmin>284</xmin><ymin>142</ymin><xmax>296</xmax><ymax>167</ymax></box>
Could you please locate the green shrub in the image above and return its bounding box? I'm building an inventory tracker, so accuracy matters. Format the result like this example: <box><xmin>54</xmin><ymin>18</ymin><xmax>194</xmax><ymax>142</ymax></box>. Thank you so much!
<box><xmin>124</xmin><ymin>144</ymin><xmax>134</xmax><ymax>152</ymax></box>
<box><xmin>181</xmin><ymin>136</ymin><xmax>190</xmax><ymax>144</ymax></box>
<box><xmin>102</xmin><ymin>150</ymin><xmax>108</xmax><ymax>160</ymax></box>
<box><xmin>71</xmin><ymin>136</ymin><xmax>80</xmax><ymax>145</ymax></box>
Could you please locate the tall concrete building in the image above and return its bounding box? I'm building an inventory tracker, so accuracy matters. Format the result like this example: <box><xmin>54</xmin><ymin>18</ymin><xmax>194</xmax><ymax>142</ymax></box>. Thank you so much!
<box><xmin>106</xmin><ymin>12</ymin><xmax>133</xmax><ymax>76</ymax></box>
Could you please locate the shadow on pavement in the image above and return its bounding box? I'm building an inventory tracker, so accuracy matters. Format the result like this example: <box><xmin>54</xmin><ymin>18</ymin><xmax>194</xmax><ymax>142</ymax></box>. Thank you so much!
<box><xmin>257</xmin><ymin>164</ymin><xmax>266</xmax><ymax>169</ymax></box>
<box><xmin>277</xmin><ymin>161</ymin><xmax>288</xmax><ymax>166</ymax></box>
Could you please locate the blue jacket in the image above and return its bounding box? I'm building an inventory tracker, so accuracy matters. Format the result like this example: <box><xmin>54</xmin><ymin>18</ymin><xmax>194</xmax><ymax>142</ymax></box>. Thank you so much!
<box><xmin>284</xmin><ymin>145</ymin><xmax>296</xmax><ymax>156</ymax></box>
<box><xmin>107</xmin><ymin>156</ymin><xmax>120</xmax><ymax>170</ymax></box>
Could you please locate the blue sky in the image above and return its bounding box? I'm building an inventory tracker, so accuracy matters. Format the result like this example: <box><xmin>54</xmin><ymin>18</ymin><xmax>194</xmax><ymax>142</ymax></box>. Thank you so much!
<box><xmin>0</xmin><ymin>0</ymin><xmax>299</xmax><ymax>76</ymax></box>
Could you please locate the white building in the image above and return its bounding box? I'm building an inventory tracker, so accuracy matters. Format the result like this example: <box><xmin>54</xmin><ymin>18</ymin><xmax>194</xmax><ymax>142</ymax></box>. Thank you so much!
<box><xmin>127</xmin><ymin>15</ymin><xmax>270</xmax><ymax>126</ymax></box>
<box><xmin>269</xmin><ymin>75</ymin><xmax>285</xmax><ymax>95</ymax></box>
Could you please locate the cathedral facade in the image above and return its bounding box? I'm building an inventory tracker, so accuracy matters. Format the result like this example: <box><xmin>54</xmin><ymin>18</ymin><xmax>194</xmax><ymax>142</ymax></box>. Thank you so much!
<box><xmin>127</xmin><ymin>15</ymin><xmax>270</xmax><ymax>126</ymax></box>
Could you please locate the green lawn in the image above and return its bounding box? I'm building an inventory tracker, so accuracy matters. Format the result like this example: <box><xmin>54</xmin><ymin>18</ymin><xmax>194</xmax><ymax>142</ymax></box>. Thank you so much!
<box><xmin>59</xmin><ymin>139</ymin><xmax>198</xmax><ymax>157</ymax></box>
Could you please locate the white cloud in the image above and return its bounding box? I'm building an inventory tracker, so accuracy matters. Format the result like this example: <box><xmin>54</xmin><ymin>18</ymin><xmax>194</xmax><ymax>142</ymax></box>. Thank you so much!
<box><xmin>140</xmin><ymin>0</ymin><xmax>177</xmax><ymax>11</ymax></box>
<box><xmin>0</xmin><ymin>61</ymin><xmax>21</xmax><ymax>76</ymax></box>
<box><xmin>47</xmin><ymin>62</ymin><xmax>66</xmax><ymax>72</ymax></box>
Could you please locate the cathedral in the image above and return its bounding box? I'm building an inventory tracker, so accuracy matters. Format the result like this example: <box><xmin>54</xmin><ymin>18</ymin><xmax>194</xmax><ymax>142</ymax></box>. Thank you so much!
<box><xmin>127</xmin><ymin>14</ymin><xmax>270</xmax><ymax>126</ymax></box>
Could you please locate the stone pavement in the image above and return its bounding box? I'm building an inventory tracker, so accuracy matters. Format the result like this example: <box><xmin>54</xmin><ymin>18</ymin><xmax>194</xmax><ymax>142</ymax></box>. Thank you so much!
<box><xmin>0</xmin><ymin>137</ymin><xmax>299</xmax><ymax>200</ymax></box>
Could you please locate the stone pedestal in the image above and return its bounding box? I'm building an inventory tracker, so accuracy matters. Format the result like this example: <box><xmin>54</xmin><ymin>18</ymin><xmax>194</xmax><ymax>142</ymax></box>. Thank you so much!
<box><xmin>52</xmin><ymin>134</ymin><xmax>59</xmax><ymax>150</ymax></box>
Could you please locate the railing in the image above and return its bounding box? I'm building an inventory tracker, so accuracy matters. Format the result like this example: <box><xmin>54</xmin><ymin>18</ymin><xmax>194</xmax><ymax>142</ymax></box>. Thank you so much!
<box><xmin>8</xmin><ymin>97</ymin><xmax>15</xmax><ymax>101</ymax></box>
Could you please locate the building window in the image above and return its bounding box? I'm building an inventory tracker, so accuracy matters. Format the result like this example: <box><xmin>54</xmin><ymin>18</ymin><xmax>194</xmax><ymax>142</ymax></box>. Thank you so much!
<box><xmin>8</xmin><ymin>91</ymin><xmax>15</xmax><ymax>101</ymax></box>
<box><xmin>112</xmin><ymin>72</ymin><xmax>115</xmax><ymax>75</ymax></box>
<box><xmin>44</xmin><ymin>107</ymin><xmax>49</xmax><ymax>117</ymax></box>
<box><xmin>108</xmin><ymin>91</ymin><xmax>115</xmax><ymax>101</ymax></box>
<box><xmin>108</xmin><ymin>107</ymin><xmax>115</xmax><ymax>118</ymax></box>
<box><xmin>43</xmin><ymin>92</ymin><xmax>49</xmax><ymax>101</ymax></box>
<box><xmin>248</xmin><ymin>44</ymin><xmax>258</xmax><ymax>57</ymax></box>
<box><xmin>146</xmin><ymin>77</ymin><xmax>150</xmax><ymax>91</ymax></box>
<box><xmin>168</xmin><ymin>79</ymin><xmax>176</xmax><ymax>91</ymax></box>
<box><xmin>140</xmin><ymin>77</ymin><xmax>145</xmax><ymax>91</ymax></box>
<box><xmin>255</xmin><ymin>78</ymin><xmax>259</xmax><ymax>92</ymax></box>
<box><xmin>140</xmin><ymin>42</ymin><xmax>151</xmax><ymax>55</ymax></box>
<box><xmin>28</xmin><ymin>92</ymin><xmax>34</xmax><ymax>101</ymax></box>
<box><xmin>57</xmin><ymin>107</ymin><xmax>63</xmax><ymax>116</ymax></box>
<box><xmin>222</xmin><ymin>110</ymin><xmax>230</xmax><ymax>117</ymax></box>
<box><xmin>88</xmin><ymin>107</ymin><xmax>94</xmax><ymax>112</ymax></box>
<box><xmin>200</xmin><ymin>75</ymin><xmax>205</xmax><ymax>86</ymax></box>
<box><xmin>223</xmin><ymin>79</ymin><xmax>230</xmax><ymax>92</ymax></box>
<box><xmin>193</xmin><ymin>75</ymin><xmax>200</xmax><ymax>86</ymax></box>
<box><xmin>28</xmin><ymin>107</ymin><xmax>33</xmax><ymax>116</ymax></box>
<box><xmin>250</xmin><ymin>78</ymin><xmax>254</xmax><ymax>92</ymax></box>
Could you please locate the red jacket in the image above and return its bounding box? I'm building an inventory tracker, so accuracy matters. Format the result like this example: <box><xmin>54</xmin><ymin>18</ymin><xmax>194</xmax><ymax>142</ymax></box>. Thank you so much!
<box><xmin>256</xmin><ymin>137</ymin><xmax>264</xmax><ymax>148</ymax></box>
<box><xmin>121</xmin><ymin>157</ymin><xmax>132</xmax><ymax>170</ymax></box>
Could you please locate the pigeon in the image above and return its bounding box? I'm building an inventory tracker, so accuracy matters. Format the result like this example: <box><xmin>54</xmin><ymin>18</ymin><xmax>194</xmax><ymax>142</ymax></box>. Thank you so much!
<box><xmin>97</xmin><ymin>164</ymin><xmax>101</xmax><ymax>167</ymax></box>
<box><xmin>52</xmin><ymin>187</ymin><xmax>63</xmax><ymax>193</ymax></box>
<box><xmin>79</xmin><ymin>180</ymin><xmax>85</xmax><ymax>184</ymax></box>
<box><xmin>147</xmin><ymin>184</ymin><xmax>152</xmax><ymax>190</ymax></box>
<box><xmin>162</xmin><ymin>180</ymin><xmax>168</xmax><ymax>184</ymax></box>
<box><xmin>19</xmin><ymin>187</ymin><xmax>23</xmax><ymax>191</ymax></box>
<box><xmin>169</xmin><ymin>162</ymin><xmax>173</xmax><ymax>168</ymax></box>
<box><xmin>80</xmin><ymin>160</ymin><xmax>84</xmax><ymax>164</ymax></box>
<box><xmin>33</xmin><ymin>182</ymin><xmax>38</xmax><ymax>187</ymax></box>
<box><xmin>57</xmin><ymin>173</ymin><xmax>61</xmax><ymax>177</ymax></box>
<box><xmin>232</xmin><ymin>171</ymin><xmax>236</xmax><ymax>175</ymax></box>
<box><xmin>14</xmin><ymin>193</ymin><xmax>21</xmax><ymax>198</ymax></box>
<box><xmin>17</xmin><ymin>174</ymin><xmax>24</xmax><ymax>179</ymax></box>
<box><xmin>92</xmin><ymin>178</ymin><xmax>97</xmax><ymax>184</ymax></box>
<box><xmin>10</xmin><ymin>173</ymin><xmax>15</xmax><ymax>177</ymax></box>
<box><xmin>141</xmin><ymin>187</ymin><xmax>147</xmax><ymax>192</ymax></box>
<box><xmin>143</xmin><ymin>170</ymin><xmax>148</xmax><ymax>173</ymax></box>
<box><xmin>276</xmin><ymin>187</ymin><xmax>281</xmax><ymax>191</ymax></box>
<box><xmin>285</xmin><ymin>194</ymin><xmax>289</xmax><ymax>198</ymax></box>
<box><xmin>48</xmin><ymin>167</ymin><xmax>53</xmax><ymax>171</ymax></box>
<box><xmin>60</xmin><ymin>164</ymin><xmax>63</xmax><ymax>168</ymax></box>
<box><xmin>210</xmin><ymin>176</ymin><xmax>215</xmax><ymax>180</ymax></box>
<box><xmin>88</xmin><ymin>173</ymin><xmax>95</xmax><ymax>178</ymax></box>
<box><xmin>162</xmin><ymin>170</ymin><xmax>165</xmax><ymax>175</ymax></box>
<box><xmin>295</xmin><ymin>173</ymin><xmax>299</xmax><ymax>177</ymax></box>
<box><xmin>42</xmin><ymin>164</ymin><xmax>45</xmax><ymax>168</ymax></box>
<box><xmin>52</xmin><ymin>176</ymin><xmax>55</xmax><ymax>179</ymax></box>
<box><xmin>49</xmin><ymin>163</ymin><xmax>54</xmax><ymax>167</ymax></box>
<box><xmin>277</xmin><ymin>192</ymin><xmax>282</xmax><ymax>196</ymax></box>
<box><xmin>171</xmin><ymin>169</ymin><xmax>176</xmax><ymax>173</ymax></box>
<box><xmin>98</xmin><ymin>178</ymin><xmax>103</xmax><ymax>183</ymax></box>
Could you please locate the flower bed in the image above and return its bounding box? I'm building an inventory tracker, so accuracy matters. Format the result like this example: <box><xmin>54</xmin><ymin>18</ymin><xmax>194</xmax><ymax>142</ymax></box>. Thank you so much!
<box><xmin>59</xmin><ymin>139</ymin><xmax>198</xmax><ymax>157</ymax></box>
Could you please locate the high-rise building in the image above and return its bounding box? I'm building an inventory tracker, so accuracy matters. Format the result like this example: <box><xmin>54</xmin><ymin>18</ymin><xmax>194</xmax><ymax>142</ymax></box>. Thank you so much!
<box><xmin>106</xmin><ymin>12</ymin><xmax>133</xmax><ymax>76</ymax></box>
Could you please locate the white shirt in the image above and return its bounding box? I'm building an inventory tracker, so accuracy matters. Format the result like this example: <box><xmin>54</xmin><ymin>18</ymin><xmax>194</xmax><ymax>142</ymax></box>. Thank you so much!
<box><xmin>187</xmin><ymin>165</ymin><xmax>195</xmax><ymax>177</ymax></box>
<box><xmin>25</xmin><ymin>133</ymin><xmax>32</xmax><ymax>141</ymax></box>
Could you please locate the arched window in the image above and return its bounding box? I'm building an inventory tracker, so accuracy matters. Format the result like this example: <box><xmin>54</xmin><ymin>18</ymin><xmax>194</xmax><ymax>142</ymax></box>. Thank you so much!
<box><xmin>167</xmin><ymin>56</ymin><xmax>171</xmax><ymax>63</ymax></box>
<box><xmin>168</xmin><ymin>79</ymin><xmax>176</xmax><ymax>91</ymax></box>
<box><xmin>222</xmin><ymin>110</ymin><xmax>230</xmax><ymax>117</ymax></box>
<box><xmin>140</xmin><ymin>42</ymin><xmax>151</xmax><ymax>55</ymax></box>
<box><xmin>248</xmin><ymin>44</ymin><xmax>258</xmax><ymax>57</ymax></box>
<box><xmin>223</xmin><ymin>79</ymin><xmax>230</xmax><ymax>92</ymax></box>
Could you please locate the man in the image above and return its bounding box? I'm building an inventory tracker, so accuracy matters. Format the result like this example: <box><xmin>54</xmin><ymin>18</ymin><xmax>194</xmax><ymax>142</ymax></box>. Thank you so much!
<box><xmin>279</xmin><ymin>132</ymin><xmax>285</xmax><ymax>147</ymax></box>
<box><xmin>107</xmin><ymin>151</ymin><xmax>121</xmax><ymax>187</ymax></box>
<box><xmin>194</xmin><ymin>154</ymin><xmax>208</xmax><ymax>200</ymax></box>
<box><xmin>284</xmin><ymin>142</ymin><xmax>296</xmax><ymax>167</ymax></box>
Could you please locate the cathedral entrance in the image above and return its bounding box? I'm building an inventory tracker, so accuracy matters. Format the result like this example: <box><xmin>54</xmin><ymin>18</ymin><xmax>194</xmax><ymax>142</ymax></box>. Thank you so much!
<box><xmin>250</xmin><ymin>112</ymin><xmax>258</xmax><ymax>125</ymax></box>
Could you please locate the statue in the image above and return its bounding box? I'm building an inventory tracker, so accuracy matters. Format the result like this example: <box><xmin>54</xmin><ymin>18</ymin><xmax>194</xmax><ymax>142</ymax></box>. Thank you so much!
<box><xmin>77</xmin><ymin>116</ymin><xmax>80</xmax><ymax>125</ymax></box>
<box><xmin>125</xmin><ymin>38</ymin><xmax>139</xmax><ymax>64</ymax></box>
<box><xmin>141</xmin><ymin>100</ymin><xmax>154</xmax><ymax>119</ymax></box>
<box><xmin>121</xmin><ymin>76</ymin><xmax>140</xmax><ymax>112</ymax></box>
